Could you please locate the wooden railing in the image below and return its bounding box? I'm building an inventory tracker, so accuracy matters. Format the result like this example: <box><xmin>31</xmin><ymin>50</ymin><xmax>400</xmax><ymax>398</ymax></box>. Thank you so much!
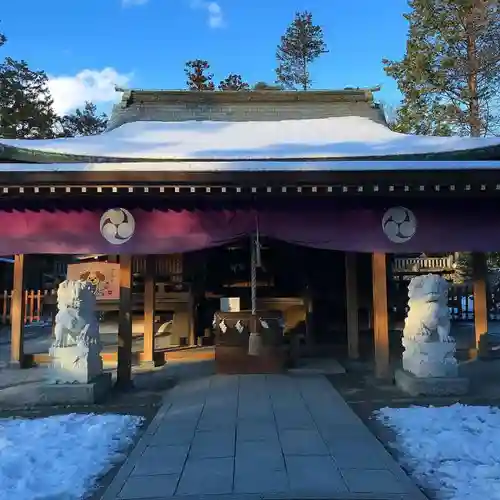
<box><xmin>392</xmin><ymin>255</ymin><xmax>455</xmax><ymax>274</ymax></box>
<box><xmin>392</xmin><ymin>281</ymin><xmax>500</xmax><ymax>322</ymax></box>
<box><xmin>0</xmin><ymin>284</ymin><xmax>186</xmax><ymax>324</ymax></box>
<box><xmin>0</xmin><ymin>289</ymin><xmax>55</xmax><ymax>325</ymax></box>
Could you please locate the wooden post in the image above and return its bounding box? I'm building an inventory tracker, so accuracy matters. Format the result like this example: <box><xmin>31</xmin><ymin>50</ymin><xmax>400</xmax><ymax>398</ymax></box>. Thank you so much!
<box><xmin>143</xmin><ymin>255</ymin><xmax>156</xmax><ymax>365</ymax></box>
<box><xmin>116</xmin><ymin>254</ymin><xmax>134</xmax><ymax>389</ymax></box>
<box><xmin>372</xmin><ymin>253</ymin><xmax>390</xmax><ymax>379</ymax></box>
<box><xmin>11</xmin><ymin>254</ymin><xmax>25</xmax><ymax>367</ymax></box>
<box><xmin>472</xmin><ymin>252</ymin><xmax>488</xmax><ymax>350</ymax></box>
<box><xmin>345</xmin><ymin>252</ymin><xmax>359</xmax><ymax>360</ymax></box>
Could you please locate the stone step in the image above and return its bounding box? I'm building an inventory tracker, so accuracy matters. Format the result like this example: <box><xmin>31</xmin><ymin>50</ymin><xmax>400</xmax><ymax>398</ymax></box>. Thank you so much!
<box><xmin>478</xmin><ymin>333</ymin><xmax>500</xmax><ymax>360</ymax></box>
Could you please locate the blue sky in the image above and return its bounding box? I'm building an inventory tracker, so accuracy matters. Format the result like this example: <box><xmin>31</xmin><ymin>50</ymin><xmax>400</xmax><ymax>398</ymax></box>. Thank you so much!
<box><xmin>1</xmin><ymin>0</ymin><xmax>410</xmax><ymax>115</ymax></box>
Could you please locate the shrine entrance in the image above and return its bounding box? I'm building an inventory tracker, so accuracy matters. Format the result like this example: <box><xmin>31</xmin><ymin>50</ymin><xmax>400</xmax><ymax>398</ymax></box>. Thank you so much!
<box><xmin>198</xmin><ymin>238</ymin><xmax>365</xmax><ymax>369</ymax></box>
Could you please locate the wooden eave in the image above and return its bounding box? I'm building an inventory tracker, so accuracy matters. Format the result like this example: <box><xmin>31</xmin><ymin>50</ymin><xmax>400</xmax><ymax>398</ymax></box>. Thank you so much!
<box><xmin>2</xmin><ymin>143</ymin><xmax>500</xmax><ymax>163</ymax></box>
<box><xmin>1</xmin><ymin>168</ymin><xmax>500</xmax><ymax>205</ymax></box>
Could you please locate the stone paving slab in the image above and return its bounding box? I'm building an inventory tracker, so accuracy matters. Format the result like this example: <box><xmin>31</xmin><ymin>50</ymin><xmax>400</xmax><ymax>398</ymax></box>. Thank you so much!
<box><xmin>102</xmin><ymin>374</ymin><xmax>427</xmax><ymax>500</ymax></box>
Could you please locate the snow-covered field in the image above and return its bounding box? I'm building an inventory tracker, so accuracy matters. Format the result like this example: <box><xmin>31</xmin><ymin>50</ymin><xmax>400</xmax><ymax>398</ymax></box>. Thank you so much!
<box><xmin>375</xmin><ymin>404</ymin><xmax>500</xmax><ymax>500</ymax></box>
<box><xmin>0</xmin><ymin>413</ymin><xmax>144</xmax><ymax>500</ymax></box>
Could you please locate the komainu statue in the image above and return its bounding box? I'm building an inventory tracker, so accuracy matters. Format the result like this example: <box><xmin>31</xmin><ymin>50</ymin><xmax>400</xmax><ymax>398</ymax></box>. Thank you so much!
<box><xmin>49</xmin><ymin>280</ymin><xmax>103</xmax><ymax>383</ymax></box>
<box><xmin>402</xmin><ymin>274</ymin><xmax>458</xmax><ymax>378</ymax></box>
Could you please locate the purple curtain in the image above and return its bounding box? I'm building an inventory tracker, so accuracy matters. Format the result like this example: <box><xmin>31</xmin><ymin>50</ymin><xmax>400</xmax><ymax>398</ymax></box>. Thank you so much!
<box><xmin>0</xmin><ymin>206</ymin><xmax>497</xmax><ymax>254</ymax></box>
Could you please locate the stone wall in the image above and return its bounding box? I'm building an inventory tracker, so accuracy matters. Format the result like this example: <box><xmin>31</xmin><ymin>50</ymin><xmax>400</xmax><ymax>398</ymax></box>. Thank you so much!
<box><xmin>107</xmin><ymin>100</ymin><xmax>386</xmax><ymax>131</ymax></box>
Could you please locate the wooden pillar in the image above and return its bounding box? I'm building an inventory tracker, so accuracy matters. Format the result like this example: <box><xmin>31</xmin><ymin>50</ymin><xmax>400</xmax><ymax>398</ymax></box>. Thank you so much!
<box><xmin>116</xmin><ymin>254</ymin><xmax>133</xmax><ymax>389</ymax></box>
<box><xmin>472</xmin><ymin>252</ymin><xmax>488</xmax><ymax>349</ymax></box>
<box><xmin>143</xmin><ymin>255</ymin><xmax>156</xmax><ymax>364</ymax></box>
<box><xmin>345</xmin><ymin>252</ymin><xmax>359</xmax><ymax>360</ymax></box>
<box><xmin>10</xmin><ymin>254</ymin><xmax>25</xmax><ymax>367</ymax></box>
<box><xmin>372</xmin><ymin>253</ymin><xmax>390</xmax><ymax>379</ymax></box>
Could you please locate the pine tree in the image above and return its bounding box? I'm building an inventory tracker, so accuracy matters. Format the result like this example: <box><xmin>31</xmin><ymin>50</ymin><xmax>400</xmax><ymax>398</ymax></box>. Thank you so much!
<box><xmin>384</xmin><ymin>0</ymin><xmax>500</xmax><ymax>137</ymax></box>
<box><xmin>0</xmin><ymin>57</ymin><xmax>58</xmax><ymax>139</ymax></box>
<box><xmin>185</xmin><ymin>60</ymin><xmax>215</xmax><ymax>90</ymax></box>
<box><xmin>58</xmin><ymin>101</ymin><xmax>108</xmax><ymax>137</ymax></box>
<box><xmin>275</xmin><ymin>11</ymin><xmax>328</xmax><ymax>90</ymax></box>
<box><xmin>218</xmin><ymin>74</ymin><xmax>249</xmax><ymax>91</ymax></box>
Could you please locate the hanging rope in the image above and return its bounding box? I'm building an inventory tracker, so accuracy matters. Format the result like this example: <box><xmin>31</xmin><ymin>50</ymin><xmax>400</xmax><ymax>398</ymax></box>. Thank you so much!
<box><xmin>250</xmin><ymin>233</ymin><xmax>257</xmax><ymax>316</ymax></box>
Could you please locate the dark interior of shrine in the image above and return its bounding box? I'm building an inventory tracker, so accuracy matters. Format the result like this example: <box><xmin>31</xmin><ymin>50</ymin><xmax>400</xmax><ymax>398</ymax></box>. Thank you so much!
<box><xmin>195</xmin><ymin>238</ymin><xmax>376</xmax><ymax>352</ymax></box>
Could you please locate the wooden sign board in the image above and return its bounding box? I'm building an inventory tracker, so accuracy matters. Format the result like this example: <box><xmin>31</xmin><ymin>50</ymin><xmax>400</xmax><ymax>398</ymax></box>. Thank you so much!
<box><xmin>67</xmin><ymin>262</ymin><xmax>120</xmax><ymax>301</ymax></box>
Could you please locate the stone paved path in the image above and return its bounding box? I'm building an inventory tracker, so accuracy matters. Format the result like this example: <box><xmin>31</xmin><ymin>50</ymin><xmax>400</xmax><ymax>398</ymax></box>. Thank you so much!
<box><xmin>102</xmin><ymin>374</ymin><xmax>426</xmax><ymax>500</ymax></box>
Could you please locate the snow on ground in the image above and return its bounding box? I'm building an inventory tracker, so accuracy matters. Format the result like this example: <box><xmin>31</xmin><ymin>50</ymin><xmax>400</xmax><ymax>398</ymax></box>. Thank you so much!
<box><xmin>0</xmin><ymin>413</ymin><xmax>144</xmax><ymax>500</ymax></box>
<box><xmin>2</xmin><ymin>116</ymin><xmax>500</xmax><ymax>160</ymax></box>
<box><xmin>375</xmin><ymin>404</ymin><xmax>500</xmax><ymax>500</ymax></box>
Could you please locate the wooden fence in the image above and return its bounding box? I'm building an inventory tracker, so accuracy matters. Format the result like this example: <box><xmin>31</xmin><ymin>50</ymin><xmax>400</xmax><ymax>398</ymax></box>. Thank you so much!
<box><xmin>0</xmin><ymin>289</ymin><xmax>56</xmax><ymax>325</ymax></box>
<box><xmin>3</xmin><ymin>282</ymin><xmax>500</xmax><ymax>327</ymax></box>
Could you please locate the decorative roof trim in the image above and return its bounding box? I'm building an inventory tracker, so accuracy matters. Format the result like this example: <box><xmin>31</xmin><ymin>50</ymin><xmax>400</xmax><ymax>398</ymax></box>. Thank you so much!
<box><xmin>0</xmin><ymin>182</ymin><xmax>498</xmax><ymax>201</ymax></box>
<box><xmin>0</xmin><ymin>168</ymin><xmax>499</xmax><ymax>198</ymax></box>
<box><xmin>114</xmin><ymin>87</ymin><xmax>380</xmax><ymax>107</ymax></box>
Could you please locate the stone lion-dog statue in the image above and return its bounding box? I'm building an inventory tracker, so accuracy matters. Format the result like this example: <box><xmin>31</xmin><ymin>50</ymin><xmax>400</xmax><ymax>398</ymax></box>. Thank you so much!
<box><xmin>403</xmin><ymin>273</ymin><xmax>452</xmax><ymax>343</ymax></box>
<box><xmin>53</xmin><ymin>279</ymin><xmax>98</xmax><ymax>348</ymax></box>
<box><xmin>402</xmin><ymin>274</ymin><xmax>457</xmax><ymax>378</ymax></box>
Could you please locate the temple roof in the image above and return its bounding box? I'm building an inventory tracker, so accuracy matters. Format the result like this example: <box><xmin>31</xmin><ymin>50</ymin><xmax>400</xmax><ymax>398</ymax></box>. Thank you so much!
<box><xmin>1</xmin><ymin>89</ymin><xmax>500</xmax><ymax>168</ymax></box>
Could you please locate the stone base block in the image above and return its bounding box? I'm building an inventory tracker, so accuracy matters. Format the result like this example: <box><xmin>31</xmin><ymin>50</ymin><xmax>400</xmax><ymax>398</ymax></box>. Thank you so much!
<box><xmin>37</xmin><ymin>373</ymin><xmax>112</xmax><ymax>405</ymax></box>
<box><xmin>395</xmin><ymin>368</ymin><xmax>469</xmax><ymax>397</ymax></box>
<box><xmin>478</xmin><ymin>333</ymin><xmax>500</xmax><ymax>360</ymax></box>
<box><xmin>49</xmin><ymin>345</ymin><xmax>103</xmax><ymax>384</ymax></box>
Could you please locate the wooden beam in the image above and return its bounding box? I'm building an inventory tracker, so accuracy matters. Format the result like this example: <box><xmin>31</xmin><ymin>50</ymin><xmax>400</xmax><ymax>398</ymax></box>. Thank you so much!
<box><xmin>143</xmin><ymin>255</ymin><xmax>156</xmax><ymax>364</ymax></box>
<box><xmin>10</xmin><ymin>254</ymin><xmax>25</xmax><ymax>367</ymax></box>
<box><xmin>372</xmin><ymin>252</ymin><xmax>390</xmax><ymax>379</ymax></box>
<box><xmin>116</xmin><ymin>254</ymin><xmax>133</xmax><ymax>389</ymax></box>
<box><xmin>472</xmin><ymin>252</ymin><xmax>488</xmax><ymax>349</ymax></box>
<box><xmin>345</xmin><ymin>252</ymin><xmax>359</xmax><ymax>360</ymax></box>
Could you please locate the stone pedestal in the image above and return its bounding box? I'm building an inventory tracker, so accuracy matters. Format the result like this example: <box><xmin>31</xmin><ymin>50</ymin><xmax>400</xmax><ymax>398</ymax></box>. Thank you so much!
<box><xmin>38</xmin><ymin>372</ymin><xmax>112</xmax><ymax>405</ymax></box>
<box><xmin>49</xmin><ymin>344</ymin><xmax>103</xmax><ymax>384</ymax></box>
<box><xmin>402</xmin><ymin>339</ymin><xmax>458</xmax><ymax>378</ymax></box>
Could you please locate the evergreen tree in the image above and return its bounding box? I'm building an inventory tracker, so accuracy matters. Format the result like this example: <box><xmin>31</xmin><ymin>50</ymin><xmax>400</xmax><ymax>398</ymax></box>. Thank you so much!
<box><xmin>218</xmin><ymin>74</ymin><xmax>249</xmax><ymax>91</ymax></box>
<box><xmin>275</xmin><ymin>11</ymin><xmax>328</xmax><ymax>90</ymax></box>
<box><xmin>185</xmin><ymin>60</ymin><xmax>215</xmax><ymax>90</ymax></box>
<box><xmin>253</xmin><ymin>81</ymin><xmax>282</xmax><ymax>90</ymax></box>
<box><xmin>384</xmin><ymin>0</ymin><xmax>500</xmax><ymax>137</ymax></box>
<box><xmin>0</xmin><ymin>57</ymin><xmax>58</xmax><ymax>139</ymax></box>
<box><xmin>58</xmin><ymin>101</ymin><xmax>108</xmax><ymax>137</ymax></box>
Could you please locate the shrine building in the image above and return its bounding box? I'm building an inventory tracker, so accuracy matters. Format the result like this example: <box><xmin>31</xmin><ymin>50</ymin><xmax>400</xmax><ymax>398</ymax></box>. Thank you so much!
<box><xmin>0</xmin><ymin>87</ymin><xmax>497</xmax><ymax>386</ymax></box>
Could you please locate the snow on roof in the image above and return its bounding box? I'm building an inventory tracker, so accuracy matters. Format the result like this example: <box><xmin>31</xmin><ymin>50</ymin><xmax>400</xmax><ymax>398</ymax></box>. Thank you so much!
<box><xmin>1</xmin><ymin>116</ymin><xmax>500</xmax><ymax>162</ymax></box>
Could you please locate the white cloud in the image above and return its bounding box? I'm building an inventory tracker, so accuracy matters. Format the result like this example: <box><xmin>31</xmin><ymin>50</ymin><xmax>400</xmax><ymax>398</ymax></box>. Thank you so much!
<box><xmin>121</xmin><ymin>0</ymin><xmax>148</xmax><ymax>6</ymax></box>
<box><xmin>206</xmin><ymin>2</ymin><xmax>224</xmax><ymax>28</ymax></box>
<box><xmin>47</xmin><ymin>68</ymin><xmax>132</xmax><ymax>115</ymax></box>
<box><xmin>190</xmin><ymin>0</ymin><xmax>224</xmax><ymax>28</ymax></box>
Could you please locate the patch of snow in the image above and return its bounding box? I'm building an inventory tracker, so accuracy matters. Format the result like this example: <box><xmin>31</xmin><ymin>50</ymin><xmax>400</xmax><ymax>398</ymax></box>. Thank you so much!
<box><xmin>375</xmin><ymin>404</ymin><xmax>500</xmax><ymax>500</ymax></box>
<box><xmin>0</xmin><ymin>413</ymin><xmax>144</xmax><ymax>500</ymax></box>
<box><xmin>1</xmin><ymin>116</ymin><xmax>500</xmax><ymax>160</ymax></box>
